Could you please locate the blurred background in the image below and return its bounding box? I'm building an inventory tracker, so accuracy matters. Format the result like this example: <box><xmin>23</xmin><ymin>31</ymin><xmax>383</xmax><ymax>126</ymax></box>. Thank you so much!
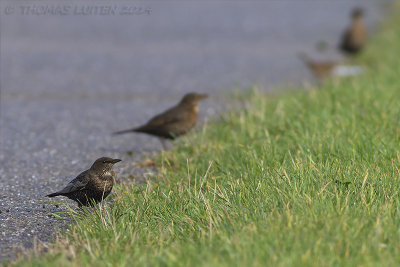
<box><xmin>0</xmin><ymin>0</ymin><xmax>392</xmax><ymax>261</ymax></box>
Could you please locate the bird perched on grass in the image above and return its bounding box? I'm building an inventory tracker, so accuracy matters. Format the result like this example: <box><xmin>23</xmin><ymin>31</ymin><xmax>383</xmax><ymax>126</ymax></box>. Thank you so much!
<box><xmin>339</xmin><ymin>7</ymin><xmax>367</xmax><ymax>55</ymax></box>
<box><xmin>46</xmin><ymin>157</ymin><xmax>121</xmax><ymax>207</ymax></box>
<box><xmin>113</xmin><ymin>92</ymin><xmax>208</xmax><ymax>147</ymax></box>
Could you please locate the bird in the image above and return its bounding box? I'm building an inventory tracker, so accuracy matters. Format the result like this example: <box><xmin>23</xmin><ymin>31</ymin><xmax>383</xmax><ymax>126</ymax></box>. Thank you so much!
<box><xmin>298</xmin><ymin>53</ymin><xmax>362</xmax><ymax>80</ymax></box>
<box><xmin>46</xmin><ymin>157</ymin><xmax>121</xmax><ymax>207</ymax></box>
<box><xmin>298</xmin><ymin>53</ymin><xmax>337</xmax><ymax>80</ymax></box>
<box><xmin>113</xmin><ymin>92</ymin><xmax>208</xmax><ymax>147</ymax></box>
<box><xmin>339</xmin><ymin>7</ymin><xmax>367</xmax><ymax>55</ymax></box>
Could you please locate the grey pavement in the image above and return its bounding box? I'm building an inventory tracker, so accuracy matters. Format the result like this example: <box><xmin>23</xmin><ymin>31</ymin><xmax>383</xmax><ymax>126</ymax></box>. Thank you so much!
<box><xmin>0</xmin><ymin>0</ymin><xmax>392</xmax><ymax>261</ymax></box>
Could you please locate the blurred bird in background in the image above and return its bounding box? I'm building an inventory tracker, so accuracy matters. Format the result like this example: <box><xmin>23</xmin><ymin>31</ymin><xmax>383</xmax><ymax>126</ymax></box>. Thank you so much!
<box><xmin>339</xmin><ymin>7</ymin><xmax>367</xmax><ymax>55</ymax></box>
<box><xmin>298</xmin><ymin>53</ymin><xmax>363</xmax><ymax>80</ymax></box>
<box><xmin>113</xmin><ymin>92</ymin><xmax>208</xmax><ymax>148</ymax></box>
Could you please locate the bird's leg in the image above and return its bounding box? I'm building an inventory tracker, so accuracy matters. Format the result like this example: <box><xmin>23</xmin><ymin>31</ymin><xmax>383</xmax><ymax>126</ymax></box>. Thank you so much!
<box><xmin>101</xmin><ymin>184</ymin><xmax>107</xmax><ymax>218</ymax></box>
<box><xmin>158</xmin><ymin>138</ymin><xmax>168</xmax><ymax>150</ymax></box>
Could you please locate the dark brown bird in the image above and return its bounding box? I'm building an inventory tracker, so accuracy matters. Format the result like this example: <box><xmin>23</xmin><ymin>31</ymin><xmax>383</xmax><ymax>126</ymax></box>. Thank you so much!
<box><xmin>46</xmin><ymin>157</ymin><xmax>121</xmax><ymax>207</ymax></box>
<box><xmin>113</xmin><ymin>92</ymin><xmax>208</xmax><ymax>145</ymax></box>
<box><xmin>339</xmin><ymin>8</ymin><xmax>367</xmax><ymax>55</ymax></box>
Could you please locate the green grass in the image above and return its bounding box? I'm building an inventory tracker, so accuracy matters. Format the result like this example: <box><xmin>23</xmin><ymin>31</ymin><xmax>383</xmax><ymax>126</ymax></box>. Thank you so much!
<box><xmin>13</xmin><ymin>3</ymin><xmax>400</xmax><ymax>267</ymax></box>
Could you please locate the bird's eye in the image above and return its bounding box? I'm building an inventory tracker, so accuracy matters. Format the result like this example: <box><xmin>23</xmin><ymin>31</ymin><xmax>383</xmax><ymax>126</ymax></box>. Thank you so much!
<box><xmin>102</xmin><ymin>161</ymin><xmax>106</xmax><ymax>164</ymax></box>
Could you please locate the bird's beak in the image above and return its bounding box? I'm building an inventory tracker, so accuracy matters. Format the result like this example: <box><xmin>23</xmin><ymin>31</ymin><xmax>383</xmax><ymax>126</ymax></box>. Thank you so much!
<box><xmin>112</xmin><ymin>159</ymin><xmax>122</xmax><ymax>164</ymax></box>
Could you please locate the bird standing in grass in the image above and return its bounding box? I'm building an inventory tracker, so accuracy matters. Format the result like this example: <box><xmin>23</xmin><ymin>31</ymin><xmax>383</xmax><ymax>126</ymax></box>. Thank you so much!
<box><xmin>298</xmin><ymin>53</ymin><xmax>337</xmax><ymax>80</ymax></box>
<box><xmin>46</xmin><ymin>157</ymin><xmax>121</xmax><ymax>207</ymax></box>
<box><xmin>339</xmin><ymin>8</ymin><xmax>367</xmax><ymax>55</ymax></box>
<box><xmin>298</xmin><ymin>53</ymin><xmax>363</xmax><ymax>80</ymax></box>
<box><xmin>113</xmin><ymin>92</ymin><xmax>208</xmax><ymax>148</ymax></box>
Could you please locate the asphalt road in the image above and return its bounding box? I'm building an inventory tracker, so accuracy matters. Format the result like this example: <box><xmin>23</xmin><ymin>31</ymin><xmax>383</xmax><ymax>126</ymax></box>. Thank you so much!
<box><xmin>0</xmin><ymin>0</ymin><xmax>391</xmax><ymax>261</ymax></box>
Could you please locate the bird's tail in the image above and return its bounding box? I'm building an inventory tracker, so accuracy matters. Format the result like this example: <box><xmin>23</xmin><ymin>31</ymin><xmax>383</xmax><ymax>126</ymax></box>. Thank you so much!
<box><xmin>113</xmin><ymin>125</ymin><xmax>149</xmax><ymax>135</ymax></box>
<box><xmin>46</xmin><ymin>192</ymin><xmax>60</xmax><ymax>198</ymax></box>
<box><xmin>112</xmin><ymin>128</ymin><xmax>136</xmax><ymax>135</ymax></box>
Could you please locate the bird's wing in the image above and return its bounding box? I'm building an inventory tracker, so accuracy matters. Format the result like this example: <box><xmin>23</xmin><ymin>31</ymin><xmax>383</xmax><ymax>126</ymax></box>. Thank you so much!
<box><xmin>56</xmin><ymin>170</ymin><xmax>90</xmax><ymax>194</ymax></box>
<box><xmin>145</xmin><ymin>105</ymin><xmax>186</xmax><ymax>127</ymax></box>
